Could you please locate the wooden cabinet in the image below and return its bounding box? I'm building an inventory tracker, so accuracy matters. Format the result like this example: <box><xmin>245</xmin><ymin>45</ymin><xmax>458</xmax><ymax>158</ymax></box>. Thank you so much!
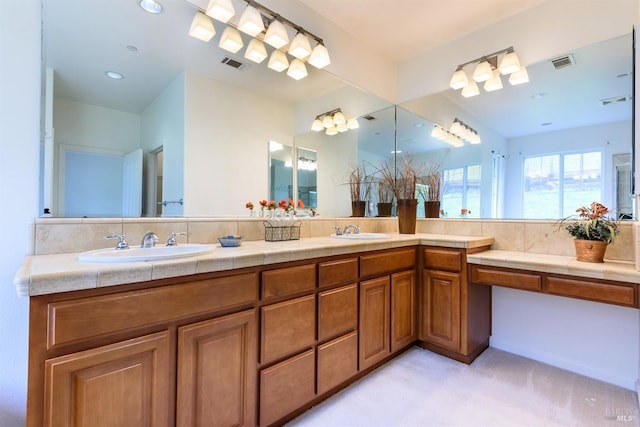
<box><xmin>44</xmin><ymin>331</ymin><xmax>172</xmax><ymax>427</ymax></box>
<box><xmin>423</xmin><ymin>269</ymin><xmax>460</xmax><ymax>351</ymax></box>
<box><xmin>391</xmin><ymin>270</ymin><xmax>417</xmax><ymax>352</ymax></box>
<box><xmin>317</xmin><ymin>331</ymin><xmax>358</xmax><ymax>395</ymax></box>
<box><xmin>420</xmin><ymin>247</ymin><xmax>491</xmax><ymax>363</ymax></box>
<box><xmin>177</xmin><ymin>310</ymin><xmax>256</xmax><ymax>427</ymax></box>
<box><xmin>359</xmin><ymin>276</ymin><xmax>391</xmax><ymax>370</ymax></box>
<box><xmin>318</xmin><ymin>284</ymin><xmax>358</xmax><ymax>342</ymax></box>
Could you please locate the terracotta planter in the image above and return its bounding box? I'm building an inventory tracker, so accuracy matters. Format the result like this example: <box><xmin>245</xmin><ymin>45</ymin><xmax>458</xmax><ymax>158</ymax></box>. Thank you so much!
<box><xmin>574</xmin><ymin>239</ymin><xmax>608</xmax><ymax>263</ymax></box>
<box><xmin>397</xmin><ymin>199</ymin><xmax>418</xmax><ymax>234</ymax></box>
<box><xmin>424</xmin><ymin>201</ymin><xmax>440</xmax><ymax>218</ymax></box>
<box><xmin>351</xmin><ymin>201</ymin><xmax>366</xmax><ymax>217</ymax></box>
<box><xmin>377</xmin><ymin>202</ymin><xmax>392</xmax><ymax>217</ymax></box>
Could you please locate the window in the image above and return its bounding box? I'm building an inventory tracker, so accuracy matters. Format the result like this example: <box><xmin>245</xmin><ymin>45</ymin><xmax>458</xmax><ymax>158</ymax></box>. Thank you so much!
<box><xmin>441</xmin><ymin>165</ymin><xmax>481</xmax><ymax>217</ymax></box>
<box><xmin>522</xmin><ymin>150</ymin><xmax>602</xmax><ymax>218</ymax></box>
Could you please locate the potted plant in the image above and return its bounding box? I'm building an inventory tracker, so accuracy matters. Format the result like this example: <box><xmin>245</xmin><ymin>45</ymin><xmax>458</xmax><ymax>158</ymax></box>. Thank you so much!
<box><xmin>376</xmin><ymin>180</ymin><xmax>394</xmax><ymax>217</ymax></box>
<box><xmin>379</xmin><ymin>156</ymin><xmax>424</xmax><ymax>233</ymax></box>
<box><xmin>347</xmin><ymin>164</ymin><xmax>371</xmax><ymax>217</ymax></box>
<box><xmin>557</xmin><ymin>201</ymin><xmax>619</xmax><ymax>263</ymax></box>
<box><xmin>420</xmin><ymin>162</ymin><xmax>442</xmax><ymax>218</ymax></box>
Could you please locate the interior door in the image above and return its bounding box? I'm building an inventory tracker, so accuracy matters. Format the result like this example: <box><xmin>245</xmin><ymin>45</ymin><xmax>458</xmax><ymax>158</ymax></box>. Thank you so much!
<box><xmin>122</xmin><ymin>149</ymin><xmax>143</xmax><ymax>217</ymax></box>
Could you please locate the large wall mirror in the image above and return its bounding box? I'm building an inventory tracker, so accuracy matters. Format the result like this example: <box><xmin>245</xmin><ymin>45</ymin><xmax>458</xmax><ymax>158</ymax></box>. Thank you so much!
<box><xmin>40</xmin><ymin>0</ymin><xmax>634</xmax><ymax>220</ymax></box>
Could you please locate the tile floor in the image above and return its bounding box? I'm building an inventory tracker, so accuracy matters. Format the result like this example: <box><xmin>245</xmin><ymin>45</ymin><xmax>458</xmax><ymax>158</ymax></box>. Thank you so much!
<box><xmin>287</xmin><ymin>347</ymin><xmax>640</xmax><ymax>427</ymax></box>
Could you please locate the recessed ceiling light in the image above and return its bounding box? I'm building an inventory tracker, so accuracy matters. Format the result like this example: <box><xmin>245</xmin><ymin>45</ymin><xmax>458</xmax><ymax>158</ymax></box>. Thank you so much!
<box><xmin>541</xmin><ymin>122</ymin><xmax>552</xmax><ymax>126</ymax></box>
<box><xmin>126</xmin><ymin>45</ymin><xmax>138</xmax><ymax>52</ymax></box>
<box><xmin>414</xmin><ymin>123</ymin><xmax>424</xmax><ymax>128</ymax></box>
<box><xmin>390</xmin><ymin>150</ymin><xmax>402</xmax><ymax>154</ymax></box>
<box><xmin>139</xmin><ymin>0</ymin><xmax>162</xmax><ymax>14</ymax></box>
<box><xmin>531</xmin><ymin>92</ymin><xmax>546</xmax><ymax>99</ymax></box>
<box><xmin>105</xmin><ymin>71</ymin><xmax>124</xmax><ymax>79</ymax></box>
<box><xmin>617</xmin><ymin>73</ymin><xmax>629</xmax><ymax>79</ymax></box>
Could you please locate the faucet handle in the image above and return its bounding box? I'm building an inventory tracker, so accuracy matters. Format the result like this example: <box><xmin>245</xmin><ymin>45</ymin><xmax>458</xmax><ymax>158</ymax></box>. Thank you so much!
<box><xmin>334</xmin><ymin>226</ymin><xmax>342</xmax><ymax>235</ymax></box>
<box><xmin>104</xmin><ymin>234</ymin><xmax>129</xmax><ymax>250</ymax></box>
<box><xmin>167</xmin><ymin>232</ymin><xmax>187</xmax><ymax>246</ymax></box>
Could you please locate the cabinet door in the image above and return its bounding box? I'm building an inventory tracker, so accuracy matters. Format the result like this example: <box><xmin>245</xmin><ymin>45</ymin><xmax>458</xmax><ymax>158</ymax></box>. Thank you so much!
<box><xmin>318</xmin><ymin>283</ymin><xmax>358</xmax><ymax>342</ymax></box>
<box><xmin>177</xmin><ymin>310</ymin><xmax>256</xmax><ymax>427</ymax></box>
<box><xmin>359</xmin><ymin>276</ymin><xmax>390</xmax><ymax>370</ymax></box>
<box><xmin>391</xmin><ymin>270</ymin><xmax>417</xmax><ymax>353</ymax></box>
<box><xmin>261</xmin><ymin>295</ymin><xmax>315</xmax><ymax>364</ymax></box>
<box><xmin>317</xmin><ymin>331</ymin><xmax>358</xmax><ymax>395</ymax></box>
<box><xmin>423</xmin><ymin>269</ymin><xmax>461</xmax><ymax>351</ymax></box>
<box><xmin>44</xmin><ymin>331</ymin><xmax>171</xmax><ymax>427</ymax></box>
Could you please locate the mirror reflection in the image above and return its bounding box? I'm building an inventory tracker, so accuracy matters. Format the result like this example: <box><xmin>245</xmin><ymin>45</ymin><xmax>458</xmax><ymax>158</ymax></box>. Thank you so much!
<box><xmin>268</xmin><ymin>142</ymin><xmax>293</xmax><ymax>205</ymax></box>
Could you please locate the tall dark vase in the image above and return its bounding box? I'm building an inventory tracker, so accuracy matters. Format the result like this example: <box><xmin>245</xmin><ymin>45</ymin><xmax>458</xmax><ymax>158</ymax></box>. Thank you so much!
<box><xmin>397</xmin><ymin>198</ymin><xmax>418</xmax><ymax>234</ymax></box>
<box><xmin>424</xmin><ymin>201</ymin><xmax>440</xmax><ymax>218</ymax></box>
<box><xmin>377</xmin><ymin>202</ymin><xmax>393</xmax><ymax>217</ymax></box>
<box><xmin>351</xmin><ymin>200</ymin><xmax>366</xmax><ymax>217</ymax></box>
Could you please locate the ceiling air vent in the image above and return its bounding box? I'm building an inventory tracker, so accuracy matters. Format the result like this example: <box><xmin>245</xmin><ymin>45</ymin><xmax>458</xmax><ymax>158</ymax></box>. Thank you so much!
<box><xmin>221</xmin><ymin>57</ymin><xmax>247</xmax><ymax>70</ymax></box>
<box><xmin>363</xmin><ymin>115</ymin><xmax>376</xmax><ymax>121</ymax></box>
<box><xmin>550</xmin><ymin>54</ymin><xmax>575</xmax><ymax>70</ymax></box>
<box><xmin>600</xmin><ymin>96</ymin><xmax>628</xmax><ymax>106</ymax></box>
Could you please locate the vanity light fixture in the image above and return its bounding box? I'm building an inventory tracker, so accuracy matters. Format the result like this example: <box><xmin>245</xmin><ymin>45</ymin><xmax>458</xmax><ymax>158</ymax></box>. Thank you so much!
<box><xmin>237</xmin><ymin>4</ymin><xmax>264</xmax><ymax>37</ymax></box>
<box><xmin>206</xmin><ymin>0</ymin><xmax>235</xmax><ymax>23</ymax></box>
<box><xmin>105</xmin><ymin>71</ymin><xmax>124</xmax><ymax>79</ymax></box>
<box><xmin>449</xmin><ymin>46</ymin><xmax>528</xmax><ymax>96</ymax></box>
<box><xmin>187</xmin><ymin>0</ymin><xmax>330</xmax><ymax>80</ymax></box>
<box><xmin>189</xmin><ymin>11</ymin><xmax>216</xmax><ymax>42</ymax></box>
<box><xmin>449</xmin><ymin>118</ymin><xmax>481</xmax><ymax>144</ymax></box>
<box><xmin>311</xmin><ymin>108</ymin><xmax>359</xmax><ymax>135</ymax></box>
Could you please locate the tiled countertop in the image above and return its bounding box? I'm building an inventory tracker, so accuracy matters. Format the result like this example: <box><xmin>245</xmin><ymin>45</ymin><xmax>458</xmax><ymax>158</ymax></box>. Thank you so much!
<box><xmin>15</xmin><ymin>233</ymin><xmax>493</xmax><ymax>297</ymax></box>
<box><xmin>467</xmin><ymin>250</ymin><xmax>640</xmax><ymax>284</ymax></box>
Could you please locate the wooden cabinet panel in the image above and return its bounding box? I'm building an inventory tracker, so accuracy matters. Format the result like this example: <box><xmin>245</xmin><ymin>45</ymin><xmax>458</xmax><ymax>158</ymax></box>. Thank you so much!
<box><xmin>318</xmin><ymin>258</ymin><xmax>358</xmax><ymax>288</ymax></box>
<box><xmin>260</xmin><ymin>349</ymin><xmax>315</xmax><ymax>427</ymax></box>
<box><xmin>44</xmin><ymin>331</ymin><xmax>171</xmax><ymax>427</ymax></box>
<box><xmin>391</xmin><ymin>270</ymin><xmax>417</xmax><ymax>353</ymax></box>
<box><xmin>469</xmin><ymin>265</ymin><xmax>542</xmax><ymax>291</ymax></box>
<box><xmin>318</xmin><ymin>284</ymin><xmax>358</xmax><ymax>342</ymax></box>
<box><xmin>177</xmin><ymin>310</ymin><xmax>256</xmax><ymax>427</ymax></box>
<box><xmin>359</xmin><ymin>277</ymin><xmax>390</xmax><ymax>370</ymax></box>
<box><xmin>262</xmin><ymin>264</ymin><xmax>315</xmax><ymax>299</ymax></box>
<box><xmin>261</xmin><ymin>295</ymin><xmax>315</xmax><ymax>364</ymax></box>
<box><xmin>360</xmin><ymin>248</ymin><xmax>415</xmax><ymax>278</ymax></box>
<box><xmin>47</xmin><ymin>272</ymin><xmax>258</xmax><ymax>349</ymax></box>
<box><xmin>546</xmin><ymin>276</ymin><xmax>635</xmax><ymax>307</ymax></box>
<box><xmin>424</xmin><ymin>247</ymin><xmax>462</xmax><ymax>272</ymax></box>
<box><xmin>317</xmin><ymin>332</ymin><xmax>358</xmax><ymax>395</ymax></box>
<box><xmin>423</xmin><ymin>269</ymin><xmax>461</xmax><ymax>351</ymax></box>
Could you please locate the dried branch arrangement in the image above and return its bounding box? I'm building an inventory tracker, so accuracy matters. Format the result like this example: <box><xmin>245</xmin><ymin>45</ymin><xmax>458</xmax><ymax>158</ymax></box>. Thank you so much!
<box><xmin>422</xmin><ymin>162</ymin><xmax>442</xmax><ymax>201</ymax></box>
<box><xmin>378</xmin><ymin>156</ymin><xmax>425</xmax><ymax>200</ymax></box>
<box><xmin>347</xmin><ymin>164</ymin><xmax>372</xmax><ymax>202</ymax></box>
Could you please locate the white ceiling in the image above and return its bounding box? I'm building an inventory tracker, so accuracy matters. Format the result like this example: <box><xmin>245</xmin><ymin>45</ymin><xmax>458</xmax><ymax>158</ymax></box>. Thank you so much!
<box><xmin>299</xmin><ymin>0</ymin><xmax>550</xmax><ymax>63</ymax></box>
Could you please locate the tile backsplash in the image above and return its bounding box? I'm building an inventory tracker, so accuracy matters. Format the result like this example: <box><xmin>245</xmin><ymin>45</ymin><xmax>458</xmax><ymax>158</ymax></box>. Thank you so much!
<box><xmin>32</xmin><ymin>217</ymin><xmax>635</xmax><ymax>263</ymax></box>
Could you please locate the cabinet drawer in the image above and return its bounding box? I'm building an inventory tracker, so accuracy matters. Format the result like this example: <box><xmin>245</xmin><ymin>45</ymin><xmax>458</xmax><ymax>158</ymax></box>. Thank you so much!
<box><xmin>47</xmin><ymin>272</ymin><xmax>258</xmax><ymax>350</ymax></box>
<box><xmin>424</xmin><ymin>247</ymin><xmax>462</xmax><ymax>272</ymax></box>
<box><xmin>318</xmin><ymin>258</ymin><xmax>358</xmax><ymax>288</ymax></box>
<box><xmin>317</xmin><ymin>332</ymin><xmax>358</xmax><ymax>395</ymax></box>
<box><xmin>260</xmin><ymin>349</ymin><xmax>315</xmax><ymax>427</ymax></box>
<box><xmin>469</xmin><ymin>266</ymin><xmax>542</xmax><ymax>291</ymax></box>
<box><xmin>262</xmin><ymin>264</ymin><xmax>315</xmax><ymax>299</ymax></box>
<box><xmin>261</xmin><ymin>295</ymin><xmax>315</xmax><ymax>364</ymax></box>
<box><xmin>318</xmin><ymin>284</ymin><xmax>358</xmax><ymax>342</ymax></box>
<box><xmin>546</xmin><ymin>276</ymin><xmax>635</xmax><ymax>307</ymax></box>
<box><xmin>360</xmin><ymin>248</ymin><xmax>415</xmax><ymax>277</ymax></box>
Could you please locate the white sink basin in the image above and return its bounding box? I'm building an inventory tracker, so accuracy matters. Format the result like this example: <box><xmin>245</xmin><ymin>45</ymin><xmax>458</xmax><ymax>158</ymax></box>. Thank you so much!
<box><xmin>78</xmin><ymin>244</ymin><xmax>213</xmax><ymax>263</ymax></box>
<box><xmin>330</xmin><ymin>233</ymin><xmax>390</xmax><ymax>240</ymax></box>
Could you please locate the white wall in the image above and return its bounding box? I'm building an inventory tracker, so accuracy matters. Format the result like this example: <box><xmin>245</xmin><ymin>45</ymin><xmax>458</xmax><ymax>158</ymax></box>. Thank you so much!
<box><xmin>184</xmin><ymin>71</ymin><xmax>294</xmax><ymax>216</ymax></box>
<box><xmin>491</xmin><ymin>287</ymin><xmax>639</xmax><ymax>390</ymax></box>
<box><xmin>141</xmin><ymin>73</ymin><xmax>185</xmax><ymax>217</ymax></box>
<box><xmin>503</xmin><ymin>120</ymin><xmax>631</xmax><ymax>218</ymax></box>
<box><xmin>0</xmin><ymin>1</ymin><xmax>40</xmax><ymax>425</ymax></box>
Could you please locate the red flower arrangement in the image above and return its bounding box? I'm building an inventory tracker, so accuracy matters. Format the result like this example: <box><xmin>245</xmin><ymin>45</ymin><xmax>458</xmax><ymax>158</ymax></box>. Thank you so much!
<box><xmin>245</xmin><ymin>202</ymin><xmax>254</xmax><ymax>210</ymax></box>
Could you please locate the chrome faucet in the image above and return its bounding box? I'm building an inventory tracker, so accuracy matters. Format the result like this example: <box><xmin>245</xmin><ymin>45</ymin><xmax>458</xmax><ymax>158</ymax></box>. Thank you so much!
<box><xmin>166</xmin><ymin>232</ymin><xmax>187</xmax><ymax>246</ymax></box>
<box><xmin>141</xmin><ymin>231</ymin><xmax>158</xmax><ymax>248</ymax></box>
<box><xmin>343</xmin><ymin>225</ymin><xmax>360</xmax><ymax>235</ymax></box>
<box><xmin>104</xmin><ymin>234</ymin><xmax>129</xmax><ymax>250</ymax></box>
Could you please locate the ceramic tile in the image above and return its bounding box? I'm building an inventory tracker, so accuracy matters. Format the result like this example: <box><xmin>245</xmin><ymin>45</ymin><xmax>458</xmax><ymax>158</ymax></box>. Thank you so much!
<box><xmin>233</xmin><ymin>252</ymin><xmax>266</xmax><ymax>269</ymax></box>
<box><xmin>376</xmin><ymin>218</ymin><xmax>398</xmax><ymax>233</ymax></box>
<box><xmin>35</xmin><ymin>221</ymin><xmax>123</xmax><ymax>255</ymax></box>
<box><xmin>151</xmin><ymin>259</ymin><xmax>196</xmax><ymax>280</ymax></box>
<box><xmin>442</xmin><ymin>219</ymin><xmax>482</xmax><ymax>236</ymax></box>
<box><xmin>416</xmin><ymin>219</ymin><xmax>446</xmax><ymax>234</ymax></box>
<box><xmin>196</xmin><ymin>256</ymin><xmax>235</xmax><ymax>273</ymax></box>
<box><xmin>309</xmin><ymin>219</ymin><xmax>340</xmax><ymax>237</ymax></box>
<box><xmin>29</xmin><ymin>270</ymin><xmax>97</xmax><ymax>296</ymax></box>
<box><xmin>98</xmin><ymin>263</ymin><xmax>152</xmax><ymax>287</ymax></box>
<box><xmin>188</xmin><ymin>219</ymin><xmax>239</xmax><ymax>244</ymax></box>
<box><xmin>524</xmin><ymin>221</ymin><xmax>574</xmax><ymax>256</ymax></box>
<box><xmin>606</xmin><ymin>223</ymin><xmax>633</xmax><ymax>262</ymax></box>
<box><xmin>481</xmin><ymin>220</ymin><xmax>525</xmax><ymax>251</ymax></box>
<box><xmin>239</xmin><ymin>219</ymin><xmax>268</xmax><ymax>241</ymax></box>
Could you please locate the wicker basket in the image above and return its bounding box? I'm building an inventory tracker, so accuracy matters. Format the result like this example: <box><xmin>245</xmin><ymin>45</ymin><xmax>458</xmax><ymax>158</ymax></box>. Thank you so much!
<box><xmin>263</xmin><ymin>220</ymin><xmax>301</xmax><ymax>242</ymax></box>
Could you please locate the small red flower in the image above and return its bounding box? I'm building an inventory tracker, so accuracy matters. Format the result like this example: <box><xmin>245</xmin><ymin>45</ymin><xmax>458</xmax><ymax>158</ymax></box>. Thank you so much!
<box><xmin>278</xmin><ymin>199</ymin><xmax>288</xmax><ymax>210</ymax></box>
<box><xmin>245</xmin><ymin>202</ymin><xmax>254</xmax><ymax>210</ymax></box>
<box><xmin>259</xmin><ymin>200</ymin><xmax>268</xmax><ymax>208</ymax></box>
<box><xmin>297</xmin><ymin>199</ymin><xmax>305</xmax><ymax>209</ymax></box>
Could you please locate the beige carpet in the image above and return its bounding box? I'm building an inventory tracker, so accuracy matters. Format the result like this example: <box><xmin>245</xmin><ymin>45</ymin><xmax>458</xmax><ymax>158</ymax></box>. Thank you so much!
<box><xmin>287</xmin><ymin>347</ymin><xmax>639</xmax><ymax>426</ymax></box>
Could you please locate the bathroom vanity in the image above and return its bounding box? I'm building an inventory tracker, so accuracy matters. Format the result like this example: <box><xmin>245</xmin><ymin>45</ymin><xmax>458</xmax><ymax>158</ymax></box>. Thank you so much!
<box><xmin>16</xmin><ymin>232</ymin><xmax>640</xmax><ymax>427</ymax></box>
